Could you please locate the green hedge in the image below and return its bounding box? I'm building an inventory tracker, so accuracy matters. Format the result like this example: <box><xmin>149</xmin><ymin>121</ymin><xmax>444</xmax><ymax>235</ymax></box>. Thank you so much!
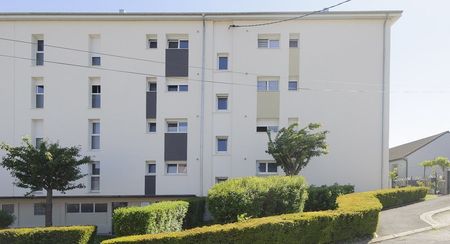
<box><xmin>0</xmin><ymin>210</ymin><xmax>14</xmax><ymax>229</ymax></box>
<box><xmin>304</xmin><ymin>184</ymin><xmax>355</xmax><ymax>211</ymax></box>
<box><xmin>183</xmin><ymin>197</ymin><xmax>206</xmax><ymax>229</ymax></box>
<box><xmin>371</xmin><ymin>187</ymin><xmax>428</xmax><ymax>209</ymax></box>
<box><xmin>207</xmin><ymin>176</ymin><xmax>308</xmax><ymax>223</ymax></box>
<box><xmin>0</xmin><ymin>225</ymin><xmax>96</xmax><ymax>244</ymax></box>
<box><xmin>102</xmin><ymin>186</ymin><xmax>428</xmax><ymax>244</ymax></box>
<box><xmin>113</xmin><ymin>201</ymin><xmax>189</xmax><ymax>237</ymax></box>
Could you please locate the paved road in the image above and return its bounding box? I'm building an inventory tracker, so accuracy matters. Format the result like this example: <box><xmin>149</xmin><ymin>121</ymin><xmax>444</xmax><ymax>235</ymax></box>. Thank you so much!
<box><xmin>380</xmin><ymin>226</ymin><xmax>450</xmax><ymax>243</ymax></box>
<box><xmin>377</xmin><ymin>195</ymin><xmax>450</xmax><ymax>237</ymax></box>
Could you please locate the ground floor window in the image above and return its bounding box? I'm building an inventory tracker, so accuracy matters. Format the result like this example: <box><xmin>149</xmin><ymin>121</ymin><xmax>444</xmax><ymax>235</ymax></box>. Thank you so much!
<box><xmin>257</xmin><ymin>161</ymin><xmax>278</xmax><ymax>175</ymax></box>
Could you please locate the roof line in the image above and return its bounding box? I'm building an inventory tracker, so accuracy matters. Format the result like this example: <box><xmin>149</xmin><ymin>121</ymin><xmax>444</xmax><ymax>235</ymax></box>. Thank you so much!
<box><xmin>390</xmin><ymin>131</ymin><xmax>450</xmax><ymax>161</ymax></box>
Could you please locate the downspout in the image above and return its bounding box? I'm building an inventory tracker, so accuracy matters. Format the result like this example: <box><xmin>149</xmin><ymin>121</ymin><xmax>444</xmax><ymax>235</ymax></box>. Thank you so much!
<box><xmin>199</xmin><ymin>13</ymin><xmax>206</xmax><ymax>196</ymax></box>
<box><xmin>381</xmin><ymin>14</ymin><xmax>389</xmax><ymax>188</ymax></box>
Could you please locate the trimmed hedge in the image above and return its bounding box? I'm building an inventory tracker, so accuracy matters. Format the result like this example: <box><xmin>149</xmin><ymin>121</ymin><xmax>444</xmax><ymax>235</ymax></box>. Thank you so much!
<box><xmin>102</xmin><ymin>186</ymin><xmax>428</xmax><ymax>244</ymax></box>
<box><xmin>0</xmin><ymin>225</ymin><xmax>96</xmax><ymax>244</ymax></box>
<box><xmin>183</xmin><ymin>197</ymin><xmax>206</xmax><ymax>229</ymax></box>
<box><xmin>0</xmin><ymin>210</ymin><xmax>14</xmax><ymax>229</ymax></box>
<box><xmin>207</xmin><ymin>176</ymin><xmax>308</xmax><ymax>223</ymax></box>
<box><xmin>371</xmin><ymin>187</ymin><xmax>428</xmax><ymax>209</ymax></box>
<box><xmin>304</xmin><ymin>184</ymin><xmax>355</xmax><ymax>211</ymax></box>
<box><xmin>113</xmin><ymin>201</ymin><xmax>189</xmax><ymax>237</ymax></box>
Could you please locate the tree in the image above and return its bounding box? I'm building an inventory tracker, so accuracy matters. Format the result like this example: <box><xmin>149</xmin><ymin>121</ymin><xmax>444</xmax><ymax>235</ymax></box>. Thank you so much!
<box><xmin>0</xmin><ymin>137</ymin><xmax>91</xmax><ymax>227</ymax></box>
<box><xmin>266</xmin><ymin>123</ymin><xmax>328</xmax><ymax>176</ymax></box>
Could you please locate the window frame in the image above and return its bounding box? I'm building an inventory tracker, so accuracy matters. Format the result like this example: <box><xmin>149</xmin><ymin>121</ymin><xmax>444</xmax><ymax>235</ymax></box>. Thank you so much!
<box><xmin>289</xmin><ymin>39</ymin><xmax>299</xmax><ymax>48</ymax></box>
<box><xmin>166</xmin><ymin>121</ymin><xmax>188</xmax><ymax>133</ymax></box>
<box><xmin>148</xmin><ymin>39</ymin><xmax>158</xmax><ymax>49</ymax></box>
<box><xmin>91</xmin><ymin>84</ymin><xmax>101</xmax><ymax>108</ymax></box>
<box><xmin>216</xmin><ymin>95</ymin><xmax>228</xmax><ymax>111</ymax></box>
<box><xmin>257</xmin><ymin>161</ymin><xmax>278</xmax><ymax>175</ymax></box>
<box><xmin>216</xmin><ymin>136</ymin><xmax>228</xmax><ymax>153</ymax></box>
<box><xmin>167</xmin><ymin>39</ymin><xmax>189</xmax><ymax>49</ymax></box>
<box><xmin>91</xmin><ymin>56</ymin><xmax>101</xmax><ymax>66</ymax></box>
<box><xmin>1</xmin><ymin>204</ymin><xmax>14</xmax><ymax>215</ymax></box>
<box><xmin>147</xmin><ymin>162</ymin><xmax>157</xmax><ymax>175</ymax></box>
<box><xmin>166</xmin><ymin>162</ymin><xmax>187</xmax><ymax>175</ymax></box>
<box><xmin>218</xmin><ymin>55</ymin><xmax>228</xmax><ymax>70</ymax></box>
<box><xmin>257</xmin><ymin>80</ymin><xmax>279</xmax><ymax>92</ymax></box>
<box><xmin>147</xmin><ymin>120</ymin><xmax>157</xmax><ymax>133</ymax></box>
<box><xmin>258</xmin><ymin>38</ymin><xmax>280</xmax><ymax>49</ymax></box>
<box><xmin>215</xmin><ymin>177</ymin><xmax>228</xmax><ymax>184</ymax></box>
<box><xmin>34</xmin><ymin>203</ymin><xmax>46</xmax><ymax>216</ymax></box>
<box><xmin>90</xmin><ymin>161</ymin><xmax>100</xmax><ymax>192</ymax></box>
<box><xmin>167</xmin><ymin>84</ymin><xmax>188</xmax><ymax>92</ymax></box>
<box><xmin>35</xmin><ymin>85</ymin><xmax>44</xmax><ymax>109</ymax></box>
<box><xmin>90</xmin><ymin>121</ymin><xmax>100</xmax><ymax>150</ymax></box>
<box><xmin>288</xmin><ymin>80</ymin><xmax>298</xmax><ymax>91</ymax></box>
<box><xmin>36</xmin><ymin>39</ymin><xmax>44</xmax><ymax>66</ymax></box>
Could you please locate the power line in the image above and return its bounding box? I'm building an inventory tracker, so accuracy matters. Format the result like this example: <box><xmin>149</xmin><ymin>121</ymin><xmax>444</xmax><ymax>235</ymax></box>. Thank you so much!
<box><xmin>0</xmin><ymin>35</ymin><xmax>382</xmax><ymax>88</ymax></box>
<box><xmin>229</xmin><ymin>0</ymin><xmax>352</xmax><ymax>28</ymax></box>
<box><xmin>1</xmin><ymin>53</ymin><xmax>449</xmax><ymax>94</ymax></box>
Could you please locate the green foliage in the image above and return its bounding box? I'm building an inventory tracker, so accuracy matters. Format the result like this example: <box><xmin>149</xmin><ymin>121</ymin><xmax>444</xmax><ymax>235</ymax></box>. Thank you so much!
<box><xmin>371</xmin><ymin>186</ymin><xmax>428</xmax><ymax>209</ymax></box>
<box><xmin>0</xmin><ymin>225</ymin><xmax>96</xmax><ymax>244</ymax></box>
<box><xmin>182</xmin><ymin>197</ymin><xmax>206</xmax><ymax>229</ymax></box>
<box><xmin>304</xmin><ymin>184</ymin><xmax>355</xmax><ymax>211</ymax></box>
<box><xmin>113</xmin><ymin>201</ymin><xmax>189</xmax><ymax>237</ymax></box>
<box><xmin>0</xmin><ymin>210</ymin><xmax>14</xmax><ymax>229</ymax></box>
<box><xmin>389</xmin><ymin>168</ymin><xmax>399</xmax><ymax>181</ymax></box>
<box><xmin>102</xmin><ymin>187</ymin><xmax>427</xmax><ymax>244</ymax></box>
<box><xmin>266</xmin><ymin>123</ymin><xmax>328</xmax><ymax>176</ymax></box>
<box><xmin>207</xmin><ymin>176</ymin><xmax>308</xmax><ymax>223</ymax></box>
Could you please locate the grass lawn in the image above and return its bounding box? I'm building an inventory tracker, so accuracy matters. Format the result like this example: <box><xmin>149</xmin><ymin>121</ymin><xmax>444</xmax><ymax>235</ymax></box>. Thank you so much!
<box><xmin>425</xmin><ymin>194</ymin><xmax>439</xmax><ymax>201</ymax></box>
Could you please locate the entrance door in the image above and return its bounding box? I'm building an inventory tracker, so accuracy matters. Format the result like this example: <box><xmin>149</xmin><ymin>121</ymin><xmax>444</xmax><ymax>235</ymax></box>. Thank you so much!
<box><xmin>145</xmin><ymin>175</ymin><xmax>156</xmax><ymax>196</ymax></box>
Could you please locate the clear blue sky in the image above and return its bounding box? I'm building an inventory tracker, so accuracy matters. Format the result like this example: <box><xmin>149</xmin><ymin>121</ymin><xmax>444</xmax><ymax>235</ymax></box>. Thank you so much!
<box><xmin>2</xmin><ymin>0</ymin><xmax>449</xmax><ymax>147</ymax></box>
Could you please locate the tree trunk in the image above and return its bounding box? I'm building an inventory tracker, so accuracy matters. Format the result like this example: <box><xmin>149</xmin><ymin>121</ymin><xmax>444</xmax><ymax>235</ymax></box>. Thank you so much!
<box><xmin>45</xmin><ymin>189</ymin><xmax>53</xmax><ymax>227</ymax></box>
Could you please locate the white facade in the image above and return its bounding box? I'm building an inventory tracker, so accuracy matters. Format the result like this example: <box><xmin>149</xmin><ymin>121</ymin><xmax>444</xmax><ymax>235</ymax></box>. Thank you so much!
<box><xmin>0</xmin><ymin>11</ymin><xmax>400</xmax><ymax>233</ymax></box>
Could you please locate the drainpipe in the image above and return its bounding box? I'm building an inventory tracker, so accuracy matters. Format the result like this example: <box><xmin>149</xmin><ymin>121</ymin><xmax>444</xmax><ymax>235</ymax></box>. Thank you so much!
<box><xmin>381</xmin><ymin>14</ymin><xmax>389</xmax><ymax>188</ymax></box>
<box><xmin>199</xmin><ymin>14</ymin><xmax>206</xmax><ymax>196</ymax></box>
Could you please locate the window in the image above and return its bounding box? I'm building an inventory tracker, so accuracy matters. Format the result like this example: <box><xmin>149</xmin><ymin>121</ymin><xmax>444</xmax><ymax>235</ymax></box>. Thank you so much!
<box><xmin>215</xmin><ymin>177</ymin><xmax>228</xmax><ymax>184</ymax></box>
<box><xmin>217</xmin><ymin>95</ymin><xmax>228</xmax><ymax>111</ymax></box>
<box><xmin>148</xmin><ymin>39</ymin><xmax>157</xmax><ymax>48</ymax></box>
<box><xmin>147</xmin><ymin>162</ymin><xmax>156</xmax><ymax>175</ymax></box>
<box><xmin>90</xmin><ymin>121</ymin><xmax>100</xmax><ymax>150</ymax></box>
<box><xmin>147</xmin><ymin>82</ymin><xmax>157</xmax><ymax>92</ymax></box>
<box><xmin>289</xmin><ymin>39</ymin><xmax>299</xmax><ymax>48</ymax></box>
<box><xmin>81</xmin><ymin>203</ymin><xmax>94</xmax><ymax>213</ymax></box>
<box><xmin>217</xmin><ymin>137</ymin><xmax>228</xmax><ymax>152</ymax></box>
<box><xmin>35</xmin><ymin>138</ymin><xmax>43</xmax><ymax>148</ymax></box>
<box><xmin>34</xmin><ymin>203</ymin><xmax>46</xmax><ymax>215</ymax></box>
<box><xmin>95</xmin><ymin>203</ymin><xmax>107</xmax><ymax>213</ymax></box>
<box><xmin>35</xmin><ymin>85</ymin><xmax>44</xmax><ymax>108</ymax></box>
<box><xmin>166</xmin><ymin>162</ymin><xmax>187</xmax><ymax>175</ymax></box>
<box><xmin>257</xmin><ymin>80</ymin><xmax>279</xmax><ymax>92</ymax></box>
<box><xmin>89</xmin><ymin>34</ymin><xmax>101</xmax><ymax>66</ymax></box>
<box><xmin>36</xmin><ymin>39</ymin><xmax>44</xmax><ymax>66</ymax></box>
<box><xmin>218</xmin><ymin>55</ymin><xmax>228</xmax><ymax>70</ymax></box>
<box><xmin>167</xmin><ymin>121</ymin><xmax>187</xmax><ymax>133</ymax></box>
<box><xmin>90</xmin><ymin>162</ymin><xmax>100</xmax><ymax>191</ymax></box>
<box><xmin>2</xmin><ymin>204</ymin><xmax>14</xmax><ymax>215</ymax></box>
<box><xmin>91</xmin><ymin>85</ymin><xmax>101</xmax><ymax>108</ymax></box>
<box><xmin>167</xmin><ymin>84</ymin><xmax>188</xmax><ymax>92</ymax></box>
<box><xmin>91</xmin><ymin>56</ymin><xmax>101</xmax><ymax>66</ymax></box>
<box><xmin>256</xmin><ymin>126</ymin><xmax>279</xmax><ymax>133</ymax></box>
<box><xmin>258</xmin><ymin>39</ymin><xmax>279</xmax><ymax>49</ymax></box>
<box><xmin>288</xmin><ymin>81</ymin><xmax>298</xmax><ymax>91</ymax></box>
<box><xmin>148</xmin><ymin>120</ymin><xmax>156</xmax><ymax>133</ymax></box>
<box><xmin>257</xmin><ymin>161</ymin><xmax>278</xmax><ymax>174</ymax></box>
<box><xmin>168</xmin><ymin>39</ymin><xmax>189</xmax><ymax>49</ymax></box>
<box><xmin>66</xmin><ymin>203</ymin><xmax>80</xmax><ymax>213</ymax></box>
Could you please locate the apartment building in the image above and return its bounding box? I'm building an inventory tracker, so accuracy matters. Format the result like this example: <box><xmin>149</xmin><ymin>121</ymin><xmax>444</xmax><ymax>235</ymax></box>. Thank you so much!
<box><xmin>0</xmin><ymin>11</ymin><xmax>401</xmax><ymax>233</ymax></box>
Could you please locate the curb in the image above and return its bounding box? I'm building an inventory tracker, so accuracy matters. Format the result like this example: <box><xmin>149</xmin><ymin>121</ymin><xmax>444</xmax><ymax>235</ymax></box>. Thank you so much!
<box><xmin>370</xmin><ymin>207</ymin><xmax>450</xmax><ymax>243</ymax></box>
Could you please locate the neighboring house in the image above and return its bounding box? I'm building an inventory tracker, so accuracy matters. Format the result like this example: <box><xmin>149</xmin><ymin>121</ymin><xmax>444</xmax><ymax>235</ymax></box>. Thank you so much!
<box><xmin>389</xmin><ymin>131</ymin><xmax>450</xmax><ymax>181</ymax></box>
<box><xmin>0</xmin><ymin>11</ymin><xmax>400</xmax><ymax>233</ymax></box>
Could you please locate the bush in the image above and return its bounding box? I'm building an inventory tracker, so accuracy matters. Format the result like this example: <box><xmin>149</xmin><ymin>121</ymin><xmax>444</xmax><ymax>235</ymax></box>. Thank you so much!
<box><xmin>0</xmin><ymin>225</ymin><xmax>96</xmax><ymax>244</ymax></box>
<box><xmin>371</xmin><ymin>186</ymin><xmax>428</xmax><ymax>209</ymax></box>
<box><xmin>304</xmin><ymin>184</ymin><xmax>355</xmax><ymax>211</ymax></box>
<box><xmin>0</xmin><ymin>210</ymin><xmax>14</xmax><ymax>229</ymax></box>
<box><xmin>183</xmin><ymin>197</ymin><xmax>206</xmax><ymax>229</ymax></box>
<box><xmin>207</xmin><ymin>176</ymin><xmax>308</xmax><ymax>223</ymax></box>
<box><xmin>113</xmin><ymin>201</ymin><xmax>189</xmax><ymax>237</ymax></box>
<box><xmin>102</xmin><ymin>187</ymin><xmax>427</xmax><ymax>244</ymax></box>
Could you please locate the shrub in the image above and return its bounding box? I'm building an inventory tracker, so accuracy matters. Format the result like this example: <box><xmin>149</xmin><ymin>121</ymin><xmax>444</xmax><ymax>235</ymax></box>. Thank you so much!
<box><xmin>0</xmin><ymin>210</ymin><xmax>14</xmax><ymax>229</ymax></box>
<box><xmin>207</xmin><ymin>176</ymin><xmax>308</xmax><ymax>223</ymax></box>
<box><xmin>304</xmin><ymin>184</ymin><xmax>355</xmax><ymax>211</ymax></box>
<box><xmin>113</xmin><ymin>201</ymin><xmax>189</xmax><ymax>237</ymax></box>
<box><xmin>371</xmin><ymin>186</ymin><xmax>428</xmax><ymax>209</ymax></box>
<box><xmin>0</xmin><ymin>225</ymin><xmax>96</xmax><ymax>244</ymax></box>
<box><xmin>183</xmin><ymin>197</ymin><xmax>206</xmax><ymax>229</ymax></box>
<box><xmin>102</xmin><ymin>187</ymin><xmax>427</xmax><ymax>244</ymax></box>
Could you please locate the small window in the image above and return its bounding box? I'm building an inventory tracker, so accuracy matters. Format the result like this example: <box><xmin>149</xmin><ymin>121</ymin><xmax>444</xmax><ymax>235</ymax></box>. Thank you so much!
<box><xmin>148</xmin><ymin>82</ymin><xmax>157</xmax><ymax>92</ymax></box>
<box><xmin>37</xmin><ymin>40</ymin><xmax>44</xmax><ymax>52</ymax></box>
<box><xmin>179</xmin><ymin>85</ymin><xmax>188</xmax><ymax>92</ymax></box>
<box><xmin>90</xmin><ymin>121</ymin><xmax>100</xmax><ymax>150</ymax></box>
<box><xmin>81</xmin><ymin>203</ymin><xmax>94</xmax><ymax>213</ymax></box>
<box><xmin>258</xmin><ymin>39</ymin><xmax>268</xmax><ymax>48</ymax></box>
<box><xmin>217</xmin><ymin>137</ymin><xmax>228</xmax><ymax>152</ymax></box>
<box><xmin>148</xmin><ymin>39</ymin><xmax>157</xmax><ymax>49</ymax></box>
<box><xmin>168</xmin><ymin>85</ymin><xmax>178</xmax><ymax>91</ymax></box>
<box><xmin>91</xmin><ymin>162</ymin><xmax>100</xmax><ymax>175</ymax></box>
<box><xmin>167</xmin><ymin>121</ymin><xmax>188</xmax><ymax>133</ymax></box>
<box><xmin>66</xmin><ymin>203</ymin><xmax>80</xmax><ymax>213</ymax></box>
<box><xmin>179</xmin><ymin>40</ymin><xmax>189</xmax><ymax>49</ymax></box>
<box><xmin>166</xmin><ymin>163</ymin><xmax>187</xmax><ymax>175</ymax></box>
<box><xmin>218</xmin><ymin>56</ymin><xmax>228</xmax><ymax>70</ymax></box>
<box><xmin>1</xmin><ymin>204</ymin><xmax>14</xmax><ymax>215</ymax></box>
<box><xmin>257</xmin><ymin>161</ymin><xmax>278</xmax><ymax>174</ymax></box>
<box><xmin>257</xmin><ymin>80</ymin><xmax>279</xmax><ymax>92</ymax></box>
<box><xmin>289</xmin><ymin>39</ymin><xmax>298</xmax><ymax>48</ymax></box>
<box><xmin>167</xmin><ymin>84</ymin><xmax>188</xmax><ymax>92</ymax></box>
<box><xmin>91</xmin><ymin>56</ymin><xmax>101</xmax><ymax>66</ymax></box>
<box><xmin>168</xmin><ymin>40</ymin><xmax>179</xmax><ymax>49</ymax></box>
<box><xmin>90</xmin><ymin>162</ymin><xmax>100</xmax><ymax>191</ymax></box>
<box><xmin>148</xmin><ymin>121</ymin><xmax>157</xmax><ymax>133</ymax></box>
<box><xmin>35</xmin><ymin>39</ymin><xmax>44</xmax><ymax>66</ymax></box>
<box><xmin>35</xmin><ymin>85</ymin><xmax>44</xmax><ymax>108</ymax></box>
<box><xmin>288</xmin><ymin>81</ymin><xmax>298</xmax><ymax>91</ymax></box>
<box><xmin>256</xmin><ymin>126</ymin><xmax>278</xmax><ymax>133</ymax></box>
<box><xmin>215</xmin><ymin>177</ymin><xmax>228</xmax><ymax>184</ymax></box>
<box><xmin>217</xmin><ymin>95</ymin><xmax>228</xmax><ymax>111</ymax></box>
<box><xmin>95</xmin><ymin>203</ymin><xmax>108</xmax><ymax>213</ymax></box>
<box><xmin>34</xmin><ymin>203</ymin><xmax>46</xmax><ymax>215</ymax></box>
<box><xmin>91</xmin><ymin>85</ymin><xmax>101</xmax><ymax>108</ymax></box>
<box><xmin>168</xmin><ymin>39</ymin><xmax>189</xmax><ymax>49</ymax></box>
<box><xmin>258</xmin><ymin>38</ymin><xmax>279</xmax><ymax>49</ymax></box>
<box><xmin>147</xmin><ymin>163</ymin><xmax>156</xmax><ymax>174</ymax></box>
<box><xmin>269</xmin><ymin>40</ymin><xmax>280</xmax><ymax>48</ymax></box>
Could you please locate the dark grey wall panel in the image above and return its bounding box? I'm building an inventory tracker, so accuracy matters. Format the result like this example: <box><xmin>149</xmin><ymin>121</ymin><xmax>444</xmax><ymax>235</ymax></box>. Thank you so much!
<box><xmin>165</xmin><ymin>133</ymin><xmax>188</xmax><ymax>161</ymax></box>
<box><xmin>146</xmin><ymin>92</ymin><xmax>157</xmax><ymax>119</ymax></box>
<box><xmin>145</xmin><ymin>175</ymin><xmax>156</xmax><ymax>196</ymax></box>
<box><xmin>165</xmin><ymin>49</ymin><xmax>189</xmax><ymax>77</ymax></box>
